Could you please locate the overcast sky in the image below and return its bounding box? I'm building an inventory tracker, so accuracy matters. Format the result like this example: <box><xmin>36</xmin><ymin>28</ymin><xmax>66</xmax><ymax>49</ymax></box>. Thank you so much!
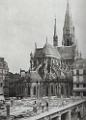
<box><xmin>0</xmin><ymin>0</ymin><xmax>86</xmax><ymax>73</ymax></box>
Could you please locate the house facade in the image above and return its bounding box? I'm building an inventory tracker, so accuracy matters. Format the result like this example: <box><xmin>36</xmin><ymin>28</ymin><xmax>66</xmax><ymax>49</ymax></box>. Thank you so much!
<box><xmin>0</xmin><ymin>57</ymin><xmax>9</xmax><ymax>99</ymax></box>
<box><xmin>73</xmin><ymin>59</ymin><xmax>86</xmax><ymax>97</ymax></box>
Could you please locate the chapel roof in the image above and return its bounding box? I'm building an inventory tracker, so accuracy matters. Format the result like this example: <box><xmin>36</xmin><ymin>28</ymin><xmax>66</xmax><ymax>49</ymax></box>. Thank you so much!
<box><xmin>34</xmin><ymin>43</ymin><xmax>61</xmax><ymax>59</ymax></box>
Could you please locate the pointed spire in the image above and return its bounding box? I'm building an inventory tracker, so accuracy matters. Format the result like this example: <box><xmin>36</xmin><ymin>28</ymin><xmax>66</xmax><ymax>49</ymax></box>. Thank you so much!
<box><xmin>66</xmin><ymin>0</ymin><xmax>69</xmax><ymax>16</ymax></box>
<box><xmin>64</xmin><ymin>0</ymin><xmax>73</xmax><ymax>30</ymax></box>
<box><xmin>46</xmin><ymin>36</ymin><xmax>48</xmax><ymax>44</ymax></box>
<box><xmin>62</xmin><ymin>0</ymin><xmax>76</xmax><ymax>46</ymax></box>
<box><xmin>53</xmin><ymin>18</ymin><xmax>58</xmax><ymax>46</ymax></box>
<box><xmin>35</xmin><ymin>42</ymin><xmax>37</xmax><ymax>49</ymax></box>
<box><xmin>54</xmin><ymin>18</ymin><xmax>57</xmax><ymax>37</ymax></box>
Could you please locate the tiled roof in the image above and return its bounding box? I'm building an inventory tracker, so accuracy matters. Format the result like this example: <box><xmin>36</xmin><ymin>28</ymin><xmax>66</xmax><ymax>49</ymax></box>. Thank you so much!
<box><xmin>57</xmin><ymin>46</ymin><xmax>75</xmax><ymax>59</ymax></box>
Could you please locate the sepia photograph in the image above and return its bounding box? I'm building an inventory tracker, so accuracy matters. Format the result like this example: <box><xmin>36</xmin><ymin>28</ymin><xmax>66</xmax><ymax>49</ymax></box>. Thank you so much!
<box><xmin>0</xmin><ymin>0</ymin><xmax>86</xmax><ymax>120</ymax></box>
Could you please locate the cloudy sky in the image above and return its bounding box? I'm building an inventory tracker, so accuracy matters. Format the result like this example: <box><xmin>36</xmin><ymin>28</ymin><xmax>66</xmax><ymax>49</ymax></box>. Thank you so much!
<box><xmin>0</xmin><ymin>0</ymin><xmax>86</xmax><ymax>73</ymax></box>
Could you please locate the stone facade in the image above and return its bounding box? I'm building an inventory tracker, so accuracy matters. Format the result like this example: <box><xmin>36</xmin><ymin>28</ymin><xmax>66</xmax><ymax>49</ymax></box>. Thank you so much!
<box><xmin>27</xmin><ymin>0</ymin><xmax>76</xmax><ymax>98</ymax></box>
<box><xmin>4</xmin><ymin>1</ymin><xmax>83</xmax><ymax>98</ymax></box>
<box><xmin>73</xmin><ymin>59</ymin><xmax>86</xmax><ymax>97</ymax></box>
<box><xmin>0</xmin><ymin>57</ymin><xmax>9</xmax><ymax>99</ymax></box>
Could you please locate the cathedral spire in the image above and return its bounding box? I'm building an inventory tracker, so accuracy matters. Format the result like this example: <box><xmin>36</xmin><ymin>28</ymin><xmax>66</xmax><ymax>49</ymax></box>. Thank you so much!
<box><xmin>65</xmin><ymin>0</ymin><xmax>72</xmax><ymax>29</ymax></box>
<box><xmin>67</xmin><ymin>0</ymin><xmax>70</xmax><ymax>13</ymax></box>
<box><xmin>53</xmin><ymin>18</ymin><xmax>58</xmax><ymax>47</ymax></box>
<box><xmin>54</xmin><ymin>18</ymin><xmax>57</xmax><ymax>37</ymax></box>
<box><xmin>62</xmin><ymin>0</ymin><xmax>75</xmax><ymax>46</ymax></box>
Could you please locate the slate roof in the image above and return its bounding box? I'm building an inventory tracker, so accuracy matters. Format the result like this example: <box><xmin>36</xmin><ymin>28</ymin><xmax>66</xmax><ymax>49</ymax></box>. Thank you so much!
<box><xmin>34</xmin><ymin>42</ymin><xmax>76</xmax><ymax>60</ymax></box>
<box><xmin>57</xmin><ymin>45</ymin><xmax>75</xmax><ymax>59</ymax></box>
<box><xmin>43</xmin><ymin>43</ymin><xmax>61</xmax><ymax>59</ymax></box>
<box><xmin>34</xmin><ymin>43</ymin><xmax>61</xmax><ymax>59</ymax></box>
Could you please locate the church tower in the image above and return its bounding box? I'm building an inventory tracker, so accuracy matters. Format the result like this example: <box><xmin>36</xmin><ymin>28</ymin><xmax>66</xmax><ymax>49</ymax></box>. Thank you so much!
<box><xmin>53</xmin><ymin>18</ymin><xmax>58</xmax><ymax>47</ymax></box>
<box><xmin>62</xmin><ymin>0</ymin><xmax>75</xmax><ymax>46</ymax></box>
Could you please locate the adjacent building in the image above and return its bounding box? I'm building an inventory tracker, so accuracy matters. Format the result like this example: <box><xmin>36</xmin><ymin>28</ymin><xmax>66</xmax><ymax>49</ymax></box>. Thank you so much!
<box><xmin>73</xmin><ymin>58</ymin><xmax>86</xmax><ymax>97</ymax></box>
<box><xmin>0</xmin><ymin>57</ymin><xmax>9</xmax><ymax>100</ymax></box>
